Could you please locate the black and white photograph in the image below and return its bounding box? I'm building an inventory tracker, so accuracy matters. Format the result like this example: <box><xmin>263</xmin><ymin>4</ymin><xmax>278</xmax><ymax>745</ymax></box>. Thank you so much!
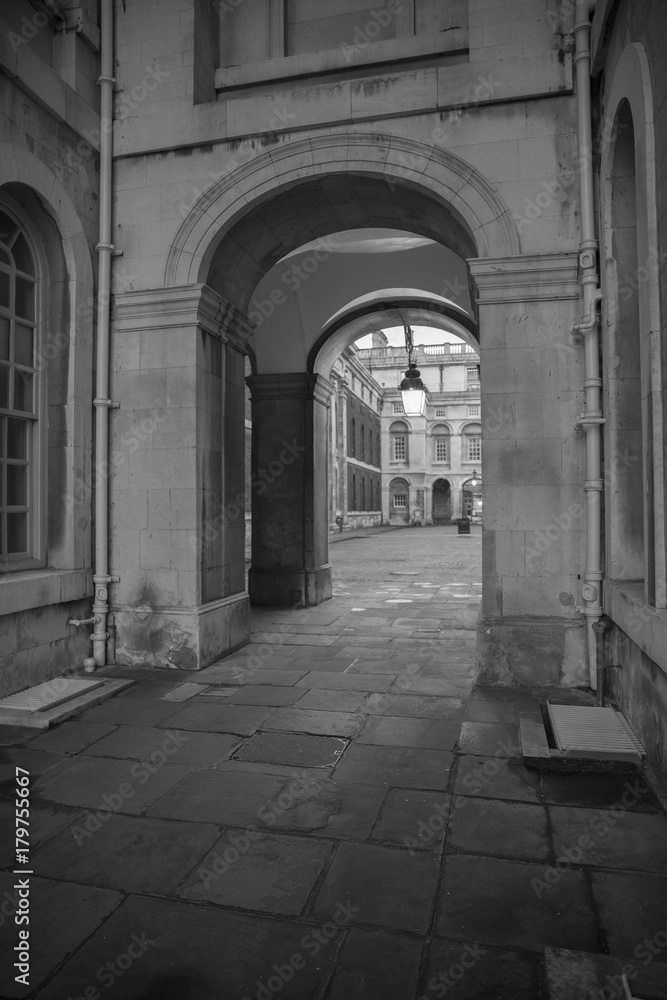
<box><xmin>1</xmin><ymin>0</ymin><xmax>667</xmax><ymax>996</ymax></box>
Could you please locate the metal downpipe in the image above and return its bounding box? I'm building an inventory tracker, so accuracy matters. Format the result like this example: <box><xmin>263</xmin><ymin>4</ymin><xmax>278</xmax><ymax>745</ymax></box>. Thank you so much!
<box><xmin>573</xmin><ymin>0</ymin><xmax>603</xmax><ymax>690</ymax></box>
<box><xmin>90</xmin><ymin>0</ymin><xmax>117</xmax><ymax>668</ymax></box>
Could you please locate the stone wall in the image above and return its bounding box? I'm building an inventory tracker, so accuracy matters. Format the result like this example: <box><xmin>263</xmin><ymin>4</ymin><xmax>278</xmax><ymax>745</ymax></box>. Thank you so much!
<box><xmin>0</xmin><ymin>0</ymin><xmax>99</xmax><ymax>693</ymax></box>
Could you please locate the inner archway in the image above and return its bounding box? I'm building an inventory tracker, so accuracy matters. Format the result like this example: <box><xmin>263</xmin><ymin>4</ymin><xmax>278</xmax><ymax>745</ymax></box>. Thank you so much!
<box><xmin>169</xmin><ymin>141</ymin><xmax>518</xmax><ymax>610</ymax></box>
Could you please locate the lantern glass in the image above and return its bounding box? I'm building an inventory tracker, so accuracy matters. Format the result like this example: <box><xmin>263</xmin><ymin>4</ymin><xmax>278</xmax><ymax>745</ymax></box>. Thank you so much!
<box><xmin>401</xmin><ymin>386</ymin><xmax>426</xmax><ymax>416</ymax></box>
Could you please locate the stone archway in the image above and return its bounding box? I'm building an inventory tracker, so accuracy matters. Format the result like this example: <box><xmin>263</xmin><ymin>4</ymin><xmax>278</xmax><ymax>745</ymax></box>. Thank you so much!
<box><xmin>164</xmin><ymin>132</ymin><xmax>520</xmax><ymax>296</ymax></box>
<box><xmin>162</xmin><ymin>138</ymin><xmax>518</xmax><ymax>610</ymax></box>
<box><xmin>115</xmin><ymin>131</ymin><xmax>610</xmax><ymax>683</ymax></box>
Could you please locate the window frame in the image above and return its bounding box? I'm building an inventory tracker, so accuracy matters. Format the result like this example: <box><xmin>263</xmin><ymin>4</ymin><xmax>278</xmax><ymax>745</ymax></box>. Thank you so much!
<box><xmin>467</xmin><ymin>435</ymin><xmax>481</xmax><ymax>463</ymax></box>
<box><xmin>216</xmin><ymin>0</ymin><xmax>469</xmax><ymax>92</ymax></box>
<box><xmin>0</xmin><ymin>202</ymin><xmax>45</xmax><ymax>572</ymax></box>
<box><xmin>392</xmin><ymin>434</ymin><xmax>407</xmax><ymax>462</ymax></box>
<box><xmin>434</xmin><ymin>436</ymin><xmax>449</xmax><ymax>463</ymax></box>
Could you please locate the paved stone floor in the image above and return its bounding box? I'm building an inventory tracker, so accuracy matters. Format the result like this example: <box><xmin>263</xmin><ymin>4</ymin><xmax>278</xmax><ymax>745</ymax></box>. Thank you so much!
<box><xmin>1</xmin><ymin>527</ymin><xmax>667</xmax><ymax>998</ymax></box>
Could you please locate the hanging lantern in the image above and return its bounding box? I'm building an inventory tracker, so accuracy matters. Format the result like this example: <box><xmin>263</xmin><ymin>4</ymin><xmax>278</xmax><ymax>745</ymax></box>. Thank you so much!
<box><xmin>400</xmin><ymin>362</ymin><xmax>427</xmax><ymax>415</ymax></box>
<box><xmin>400</xmin><ymin>325</ymin><xmax>428</xmax><ymax>416</ymax></box>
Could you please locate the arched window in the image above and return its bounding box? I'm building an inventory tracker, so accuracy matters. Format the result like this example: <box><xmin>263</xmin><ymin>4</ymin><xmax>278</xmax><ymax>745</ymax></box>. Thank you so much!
<box><xmin>0</xmin><ymin>207</ymin><xmax>39</xmax><ymax>565</ymax></box>
<box><xmin>390</xmin><ymin>419</ymin><xmax>408</xmax><ymax>462</ymax></box>
<box><xmin>390</xmin><ymin>477</ymin><xmax>409</xmax><ymax>514</ymax></box>
<box><xmin>605</xmin><ymin>99</ymin><xmax>646</xmax><ymax>586</ymax></box>
<box><xmin>349</xmin><ymin>417</ymin><xmax>355</xmax><ymax>458</ymax></box>
<box><xmin>360</xmin><ymin>423</ymin><xmax>365</xmax><ymax>461</ymax></box>
<box><xmin>432</xmin><ymin>423</ymin><xmax>450</xmax><ymax>463</ymax></box>
<box><xmin>349</xmin><ymin>472</ymin><xmax>356</xmax><ymax>511</ymax></box>
<box><xmin>361</xmin><ymin>476</ymin><xmax>366</xmax><ymax>510</ymax></box>
<box><xmin>369</xmin><ymin>429</ymin><xmax>373</xmax><ymax>466</ymax></box>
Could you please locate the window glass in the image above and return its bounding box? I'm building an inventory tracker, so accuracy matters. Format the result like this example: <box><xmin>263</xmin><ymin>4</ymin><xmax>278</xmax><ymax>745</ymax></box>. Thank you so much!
<box><xmin>0</xmin><ymin>270</ymin><xmax>9</xmax><ymax>308</ymax></box>
<box><xmin>467</xmin><ymin>437</ymin><xmax>481</xmax><ymax>462</ymax></box>
<box><xmin>0</xmin><ymin>317</ymin><xmax>9</xmax><ymax>360</ymax></box>
<box><xmin>15</xmin><ymin>276</ymin><xmax>35</xmax><ymax>321</ymax></box>
<box><xmin>7</xmin><ymin>512</ymin><xmax>28</xmax><ymax>554</ymax></box>
<box><xmin>14</xmin><ymin>324</ymin><xmax>33</xmax><ymax>367</ymax></box>
<box><xmin>11</xmin><ymin>233</ymin><xmax>35</xmax><ymax>276</ymax></box>
<box><xmin>393</xmin><ymin>435</ymin><xmax>406</xmax><ymax>461</ymax></box>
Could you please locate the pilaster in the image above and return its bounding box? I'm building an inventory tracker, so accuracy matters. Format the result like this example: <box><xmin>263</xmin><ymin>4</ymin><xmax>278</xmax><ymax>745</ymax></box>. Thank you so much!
<box><xmin>108</xmin><ymin>284</ymin><xmax>250</xmax><ymax>669</ymax></box>
<box><xmin>469</xmin><ymin>252</ymin><xmax>588</xmax><ymax>686</ymax></box>
<box><xmin>246</xmin><ymin>372</ymin><xmax>333</xmax><ymax>606</ymax></box>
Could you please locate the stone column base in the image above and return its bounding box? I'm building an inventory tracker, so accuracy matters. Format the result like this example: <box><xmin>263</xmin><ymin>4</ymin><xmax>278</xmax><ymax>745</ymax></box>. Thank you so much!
<box><xmin>248</xmin><ymin>565</ymin><xmax>332</xmax><ymax>607</ymax></box>
<box><xmin>112</xmin><ymin>592</ymin><xmax>250</xmax><ymax>670</ymax></box>
<box><xmin>477</xmin><ymin>616</ymin><xmax>588</xmax><ymax>688</ymax></box>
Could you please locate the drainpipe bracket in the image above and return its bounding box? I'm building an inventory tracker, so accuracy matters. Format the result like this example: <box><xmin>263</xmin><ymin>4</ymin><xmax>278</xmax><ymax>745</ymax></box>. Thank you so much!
<box><xmin>574</xmin><ymin>414</ymin><xmax>606</xmax><ymax>430</ymax></box>
<box><xmin>95</xmin><ymin>241</ymin><xmax>115</xmax><ymax>253</ymax></box>
<box><xmin>93</xmin><ymin>397</ymin><xmax>120</xmax><ymax>409</ymax></box>
<box><xmin>577</xmin><ymin>603</ymin><xmax>603</xmax><ymax>615</ymax></box>
<box><xmin>579</xmin><ymin>249</ymin><xmax>597</xmax><ymax>270</ymax></box>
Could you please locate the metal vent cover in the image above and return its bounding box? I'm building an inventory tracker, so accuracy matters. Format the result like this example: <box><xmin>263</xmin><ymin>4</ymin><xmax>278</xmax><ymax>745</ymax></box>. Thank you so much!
<box><xmin>547</xmin><ymin>702</ymin><xmax>646</xmax><ymax>762</ymax></box>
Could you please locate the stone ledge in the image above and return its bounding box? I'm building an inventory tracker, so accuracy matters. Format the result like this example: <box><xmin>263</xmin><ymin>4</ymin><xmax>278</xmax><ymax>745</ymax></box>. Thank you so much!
<box><xmin>215</xmin><ymin>31</ymin><xmax>468</xmax><ymax>91</ymax></box>
<box><xmin>606</xmin><ymin>580</ymin><xmax>667</xmax><ymax>675</ymax></box>
<box><xmin>0</xmin><ymin>568</ymin><xmax>93</xmax><ymax>617</ymax></box>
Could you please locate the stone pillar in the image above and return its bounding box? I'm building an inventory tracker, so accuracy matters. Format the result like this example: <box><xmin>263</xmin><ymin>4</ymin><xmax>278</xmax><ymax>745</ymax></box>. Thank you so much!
<box><xmin>110</xmin><ymin>285</ymin><xmax>250</xmax><ymax>670</ymax></box>
<box><xmin>469</xmin><ymin>252</ymin><xmax>588</xmax><ymax>687</ymax></box>
<box><xmin>336</xmin><ymin>377</ymin><xmax>349</xmax><ymax>521</ymax></box>
<box><xmin>247</xmin><ymin>373</ymin><xmax>333</xmax><ymax>606</ymax></box>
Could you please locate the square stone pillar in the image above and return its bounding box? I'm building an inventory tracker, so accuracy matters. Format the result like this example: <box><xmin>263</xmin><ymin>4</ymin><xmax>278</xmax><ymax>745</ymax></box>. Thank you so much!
<box><xmin>469</xmin><ymin>253</ymin><xmax>588</xmax><ymax>687</ymax></box>
<box><xmin>109</xmin><ymin>285</ymin><xmax>250</xmax><ymax>669</ymax></box>
<box><xmin>246</xmin><ymin>373</ymin><xmax>333</xmax><ymax>606</ymax></box>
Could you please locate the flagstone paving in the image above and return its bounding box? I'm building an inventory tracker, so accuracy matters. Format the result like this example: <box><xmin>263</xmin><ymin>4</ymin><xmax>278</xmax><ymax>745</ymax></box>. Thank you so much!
<box><xmin>0</xmin><ymin>527</ymin><xmax>666</xmax><ymax>997</ymax></box>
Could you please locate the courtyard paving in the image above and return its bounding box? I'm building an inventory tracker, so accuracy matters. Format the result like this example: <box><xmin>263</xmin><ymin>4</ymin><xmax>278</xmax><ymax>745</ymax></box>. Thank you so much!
<box><xmin>1</xmin><ymin>527</ymin><xmax>667</xmax><ymax>998</ymax></box>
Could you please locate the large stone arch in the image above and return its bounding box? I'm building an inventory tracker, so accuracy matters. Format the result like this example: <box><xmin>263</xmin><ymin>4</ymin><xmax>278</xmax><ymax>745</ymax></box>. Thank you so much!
<box><xmin>164</xmin><ymin>132</ymin><xmax>521</xmax><ymax>297</ymax></box>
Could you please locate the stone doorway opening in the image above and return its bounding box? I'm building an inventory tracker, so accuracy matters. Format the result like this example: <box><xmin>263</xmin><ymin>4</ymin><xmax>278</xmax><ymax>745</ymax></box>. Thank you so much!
<box><xmin>432</xmin><ymin>479</ymin><xmax>452</xmax><ymax>524</ymax></box>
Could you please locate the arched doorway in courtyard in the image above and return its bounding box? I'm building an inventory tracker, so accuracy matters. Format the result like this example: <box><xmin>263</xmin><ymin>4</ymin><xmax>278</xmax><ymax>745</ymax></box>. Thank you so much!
<box><xmin>162</xmin><ymin>135</ymin><xmax>515</xmax><ymax>612</ymax></box>
<box><xmin>432</xmin><ymin>479</ymin><xmax>452</xmax><ymax>524</ymax></box>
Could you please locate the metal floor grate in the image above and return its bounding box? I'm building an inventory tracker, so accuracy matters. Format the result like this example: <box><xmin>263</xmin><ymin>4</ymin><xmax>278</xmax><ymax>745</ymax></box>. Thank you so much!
<box><xmin>547</xmin><ymin>702</ymin><xmax>646</xmax><ymax>762</ymax></box>
<box><xmin>0</xmin><ymin>678</ymin><xmax>105</xmax><ymax>714</ymax></box>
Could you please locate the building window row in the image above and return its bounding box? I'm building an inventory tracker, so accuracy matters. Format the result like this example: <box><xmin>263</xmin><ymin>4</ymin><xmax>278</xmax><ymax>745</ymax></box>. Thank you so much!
<box><xmin>348</xmin><ymin>471</ymin><xmax>379</xmax><ymax>511</ymax></box>
<box><xmin>349</xmin><ymin>417</ymin><xmax>380</xmax><ymax>465</ymax></box>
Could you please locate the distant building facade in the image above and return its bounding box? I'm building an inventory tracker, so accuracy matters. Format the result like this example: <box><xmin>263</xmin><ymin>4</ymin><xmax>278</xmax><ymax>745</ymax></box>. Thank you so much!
<box><xmin>329</xmin><ymin>347</ymin><xmax>383</xmax><ymax>530</ymax></box>
<box><xmin>329</xmin><ymin>332</ymin><xmax>482</xmax><ymax>529</ymax></box>
<box><xmin>357</xmin><ymin>336</ymin><xmax>482</xmax><ymax>526</ymax></box>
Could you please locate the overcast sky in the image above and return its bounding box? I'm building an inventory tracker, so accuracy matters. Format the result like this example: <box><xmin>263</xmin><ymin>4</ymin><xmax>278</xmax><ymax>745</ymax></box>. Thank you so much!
<box><xmin>355</xmin><ymin>325</ymin><xmax>466</xmax><ymax>349</ymax></box>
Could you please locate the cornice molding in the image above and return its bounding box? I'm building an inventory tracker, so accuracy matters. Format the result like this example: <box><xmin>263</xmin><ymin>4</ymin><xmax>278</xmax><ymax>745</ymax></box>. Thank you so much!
<box><xmin>468</xmin><ymin>253</ymin><xmax>580</xmax><ymax>304</ymax></box>
<box><xmin>113</xmin><ymin>284</ymin><xmax>252</xmax><ymax>352</ymax></box>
